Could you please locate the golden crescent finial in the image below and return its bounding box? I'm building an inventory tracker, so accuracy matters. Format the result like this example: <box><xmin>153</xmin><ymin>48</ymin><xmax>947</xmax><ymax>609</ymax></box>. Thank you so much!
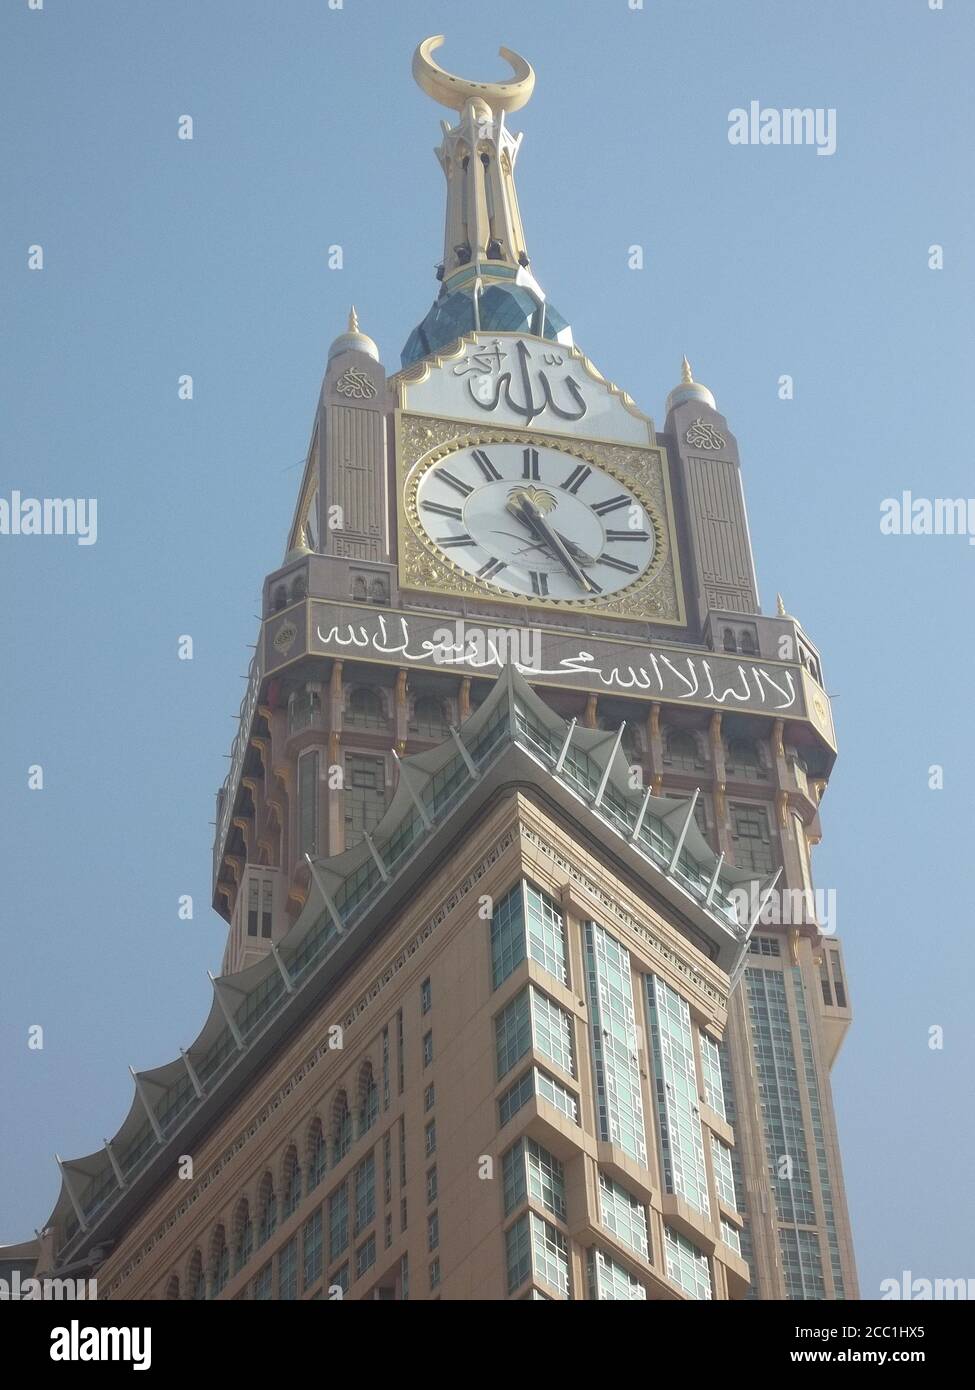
<box><xmin>412</xmin><ymin>35</ymin><xmax>535</xmax><ymax>115</ymax></box>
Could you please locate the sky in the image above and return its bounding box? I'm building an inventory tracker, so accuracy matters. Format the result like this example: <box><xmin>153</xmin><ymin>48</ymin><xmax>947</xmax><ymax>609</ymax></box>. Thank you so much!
<box><xmin>1</xmin><ymin>0</ymin><xmax>973</xmax><ymax>1298</ymax></box>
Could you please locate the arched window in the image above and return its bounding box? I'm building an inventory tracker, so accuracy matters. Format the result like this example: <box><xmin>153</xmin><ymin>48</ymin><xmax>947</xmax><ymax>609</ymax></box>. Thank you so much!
<box><xmin>410</xmin><ymin>695</ymin><xmax>450</xmax><ymax>739</ymax></box>
<box><xmin>369</xmin><ymin>577</ymin><xmax>387</xmax><ymax>604</ymax></box>
<box><xmin>187</xmin><ymin>1249</ymin><xmax>206</xmax><ymax>1301</ymax></box>
<box><xmin>352</xmin><ymin>576</ymin><xmax>367</xmax><ymax>602</ymax></box>
<box><xmin>307</xmin><ymin>1117</ymin><xmax>327</xmax><ymax>1191</ymax></box>
<box><xmin>664</xmin><ymin>729</ymin><xmax>702</xmax><ymax>772</ymax></box>
<box><xmin>357</xmin><ymin>1063</ymin><xmax>378</xmax><ymax>1137</ymax></box>
<box><xmin>332</xmin><ymin>1091</ymin><xmax>352</xmax><ymax>1164</ymax></box>
<box><xmin>272</xmin><ymin>585</ymin><xmax>288</xmax><ymax>612</ymax></box>
<box><xmin>165</xmin><ymin>1273</ymin><xmax>180</xmax><ymax>1300</ymax></box>
<box><xmin>739</xmin><ymin>629</ymin><xmax>757</xmax><ymax>655</ymax></box>
<box><xmin>346</xmin><ymin>687</ymin><xmax>385</xmax><ymax>729</ymax></box>
<box><xmin>257</xmin><ymin>1172</ymin><xmax>277</xmax><ymax>1246</ymax></box>
<box><xmin>291</xmin><ymin>574</ymin><xmax>307</xmax><ymax>602</ymax></box>
<box><xmin>210</xmin><ymin>1225</ymin><xmax>229</xmax><ymax>1296</ymax></box>
<box><xmin>233</xmin><ymin>1198</ymin><xmax>253</xmax><ymax>1273</ymax></box>
<box><xmin>723</xmin><ymin>627</ymin><xmax>737</xmax><ymax>653</ymax></box>
<box><xmin>282</xmin><ymin>1145</ymin><xmax>303</xmax><ymax>1219</ymax></box>
<box><xmin>726</xmin><ymin>737</ymin><xmax>767</xmax><ymax>781</ymax></box>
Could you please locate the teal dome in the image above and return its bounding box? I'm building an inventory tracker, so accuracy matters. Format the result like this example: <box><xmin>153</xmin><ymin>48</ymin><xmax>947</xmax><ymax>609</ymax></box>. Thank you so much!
<box><xmin>402</xmin><ymin>282</ymin><xmax>571</xmax><ymax>368</ymax></box>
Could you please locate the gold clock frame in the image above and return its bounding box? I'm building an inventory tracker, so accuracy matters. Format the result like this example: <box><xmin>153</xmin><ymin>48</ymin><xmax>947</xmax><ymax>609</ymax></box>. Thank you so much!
<box><xmin>395</xmin><ymin>410</ymin><xmax>686</xmax><ymax>624</ymax></box>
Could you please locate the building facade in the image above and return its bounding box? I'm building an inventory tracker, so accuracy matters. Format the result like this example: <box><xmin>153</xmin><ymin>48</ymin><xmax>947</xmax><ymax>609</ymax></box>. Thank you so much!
<box><xmin>18</xmin><ymin>36</ymin><xmax>857</xmax><ymax>1301</ymax></box>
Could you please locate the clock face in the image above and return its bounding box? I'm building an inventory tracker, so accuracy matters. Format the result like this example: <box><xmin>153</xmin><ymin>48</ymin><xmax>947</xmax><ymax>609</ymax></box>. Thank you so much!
<box><xmin>411</xmin><ymin>442</ymin><xmax>657</xmax><ymax>601</ymax></box>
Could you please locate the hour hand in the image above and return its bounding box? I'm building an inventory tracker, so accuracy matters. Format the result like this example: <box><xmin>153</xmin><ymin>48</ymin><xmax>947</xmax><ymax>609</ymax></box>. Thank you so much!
<box><xmin>505</xmin><ymin>493</ymin><xmax>596</xmax><ymax>593</ymax></box>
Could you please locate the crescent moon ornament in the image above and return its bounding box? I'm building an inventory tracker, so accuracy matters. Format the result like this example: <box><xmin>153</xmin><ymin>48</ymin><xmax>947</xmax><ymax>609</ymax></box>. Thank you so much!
<box><xmin>412</xmin><ymin>35</ymin><xmax>535</xmax><ymax>115</ymax></box>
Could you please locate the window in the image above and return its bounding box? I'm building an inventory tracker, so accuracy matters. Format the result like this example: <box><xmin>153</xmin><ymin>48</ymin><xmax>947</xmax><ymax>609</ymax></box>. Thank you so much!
<box><xmin>497</xmin><ymin>1070</ymin><xmax>533</xmax><ymax>1127</ymax></box>
<box><xmin>422</xmin><ymin>1031</ymin><xmax>433</xmax><ymax>1067</ymax></box>
<box><xmin>344</xmin><ymin>754</ymin><xmax>386</xmax><ymax>849</ymax></box>
<box><xmin>429</xmin><ymin>1257</ymin><xmax>441</xmax><ymax>1291</ymax></box>
<box><xmin>400</xmin><ymin>1197</ymin><xmax>408</xmax><ymax>1232</ymax></box>
<box><xmin>495</xmin><ymin>990</ymin><xmax>532</xmax><ymax>1079</ymax></box>
<box><xmin>358</xmin><ymin>1068</ymin><xmax>378</xmax><ymax>1136</ymax></box>
<box><xmin>283</xmin><ymin>1148</ymin><xmax>302</xmax><ymax>1218</ymax></box>
<box><xmin>730</xmin><ymin>803</ymin><xmax>775</xmax><ymax>875</ymax></box>
<box><xmin>381</xmin><ymin>1026</ymin><xmax>390</xmax><ymax>1110</ymax></box>
<box><xmin>329</xmin><ymin>1263</ymin><xmax>349</xmax><ymax>1297</ymax></box>
<box><xmin>721</xmin><ymin>1216</ymin><xmax>742</xmax><ymax>1255</ymax></box>
<box><xmin>410</xmin><ymin>695</ymin><xmax>450</xmax><ymax>739</ymax></box>
<box><xmin>588</xmin><ymin>1247</ymin><xmax>647</xmax><ymax>1300</ymax></box>
<box><xmin>277</xmin><ymin>1236</ymin><xmax>298</xmax><ymax>1301</ymax></box>
<box><xmin>502</xmin><ymin>1139</ymin><xmax>565</xmax><ymax>1219</ymax></box>
<box><xmin>598</xmin><ymin>1172</ymin><xmax>649</xmax><ymax>1259</ymax></box>
<box><xmin>490</xmin><ymin>881</ymin><xmax>566</xmax><ymax>989</ymax></box>
<box><xmin>332</xmin><ymin>1093</ymin><xmax>352</xmax><ymax>1164</ymax></box>
<box><xmin>298</xmin><ymin>751</ymin><xmax>319</xmax><ymax>857</ymax></box>
<box><xmin>530</xmin><ymin>987</ymin><xmax>575</xmax><ymax>1078</ymax></box>
<box><xmin>253</xmin><ymin>1263</ymin><xmax>272</xmax><ymax>1301</ymax></box>
<box><xmin>427</xmin><ymin>1210</ymin><xmax>439</xmax><ymax>1252</ymax></box>
<box><xmin>725</xmin><ymin>737</ymin><xmax>766</xmax><ymax>781</ymax></box>
<box><xmin>328</xmin><ymin>1183</ymin><xmax>349</xmax><ymax>1261</ymax></box>
<box><xmin>303</xmin><ymin>1210</ymin><xmax>323</xmax><ymax>1290</ymax></box>
<box><xmin>664</xmin><ymin>729</ymin><xmax>704</xmax><ymax>771</ymax></box>
<box><xmin>699</xmin><ymin>1031</ymin><xmax>726</xmax><ymax>1119</ymax></box>
<box><xmin>234</xmin><ymin>1202</ymin><xmax>253</xmax><ymax>1273</ymax></box>
<box><xmin>584</xmin><ymin>921</ymin><xmax>646</xmax><ymax>1164</ymax></box>
<box><xmin>354</xmin><ymin>1153</ymin><xmax>375</xmax><ymax>1236</ymax></box>
<box><xmin>647</xmin><ymin>975</ymin><xmax>710</xmax><ymax>1217</ymax></box>
<box><xmin>531</xmin><ymin>1213</ymin><xmax>570</xmax><ymax>1295</ymax></box>
<box><xmin>308</xmin><ymin>1121</ymin><xmax>327</xmax><ymax>1190</ymax></box>
<box><xmin>257</xmin><ymin>1176</ymin><xmax>277</xmax><ymax>1246</ymax></box>
<box><xmin>423</xmin><ymin>1083</ymin><xmax>435</xmax><ymax>1113</ymax></box>
<box><xmin>505</xmin><ymin>1215</ymin><xmax>531</xmax><ymax>1294</ymax></box>
<box><xmin>346</xmin><ymin>687</ymin><xmax>385</xmax><ymax>729</ymax></box>
<box><xmin>396</xmin><ymin>1009</ymin><xmax>404</xmax><ymax>1094</ymax></box>
<box><xmin>664</xmin><ymin>1226</ymin><xmax>712</xmax><ymax>1300</ymax></box>
<box><xmin>384</xmin><ymin>1212</ymin><xmax>392</xmax><ymax>1249</ymax></box>
<box><xmin>711</xmin><ymin>1136</ymin><xmax>738</xmax><ymax>1209</ymax></box>
<box><xmin>424</xmin><ymin>1120</ymin><xmax>436</xmax><ymax>1156</ymax></box>
<box><xmin>830</xmin><ymin>949</ymin><xmax>847</xmax><ymax>1008</ymax></box>
<box><xmin>420</xmin><ymin>977</ymin><xmax>432</xmax><ymax>1014</ymax></box>
<box><xmin>426</xmin><ymin>1166</ymin><xmax>438</xmax><ymax>1204</ymax></box>
<box><xmin>212</xmin><ymin>1228</ymin><xmax>229</xmax><ymax>1296</ymax></box>
<box><xmin>356</xmin><ymin>1234</ymin><xmax>376</xmax><ymax>1280</ymax></box>
<box><xmin>534</xmin><ymin>1068</ymin><xmax>580</xmax><ymax>1123</ymax></box>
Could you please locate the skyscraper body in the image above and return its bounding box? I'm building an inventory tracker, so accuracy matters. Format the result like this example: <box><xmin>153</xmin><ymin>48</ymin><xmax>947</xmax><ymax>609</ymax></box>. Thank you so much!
<box><xmin>16</xmin><ymin>37</ymin><xmax>857</xmax><ymax>1301</ymax></box>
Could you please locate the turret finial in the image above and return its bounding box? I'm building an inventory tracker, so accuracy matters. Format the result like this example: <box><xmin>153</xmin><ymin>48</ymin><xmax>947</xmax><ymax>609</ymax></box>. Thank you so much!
<box><xmin>776</xmin><ymin>593</ymin><xmax>787</xmax><ymax>617</ymax></box>
<box><xmin>681</xmin><ymin>355</ymin><xmax>694</xmax><ymax>385</ymax></box>
<box><xmin>348</xmin><ymin>305</ymin><xmax>359</xmax><ymax>333</ymax></box>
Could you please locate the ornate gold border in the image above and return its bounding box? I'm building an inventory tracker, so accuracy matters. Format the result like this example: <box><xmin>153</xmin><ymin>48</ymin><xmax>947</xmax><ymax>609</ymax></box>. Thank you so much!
<box><xmin>395</xmin><ymin>411</ymin><xmax>686</xmax><ymax>624</ymax></box>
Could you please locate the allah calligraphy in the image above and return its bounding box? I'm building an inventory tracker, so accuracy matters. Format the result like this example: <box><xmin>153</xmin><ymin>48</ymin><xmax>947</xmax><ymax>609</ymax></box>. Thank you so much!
<box><xmin>684</xmin><ymin>418</ymin><xmax>726</xmax><ymax>450</ymax></box>
<box><xmin>335</xmin><ymin>366</ymin><xmax>378</xmax><ymax>400</ymax></box>
<box><xmin>452</xmin><ymin>338</ymin><xmax>587</xmax><ymax>425</ymax></box>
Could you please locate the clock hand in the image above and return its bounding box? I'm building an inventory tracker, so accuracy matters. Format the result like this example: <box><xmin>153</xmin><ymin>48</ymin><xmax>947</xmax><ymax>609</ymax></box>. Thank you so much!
<box><xmin>490</xmin><ymin>528</ymin><xmax>597</xmax><ymax>565</ymax></box>
<box><xmin>505</xmin><ymin>494</ymin><xmax>596</xmax><ymax>593</ymax></box>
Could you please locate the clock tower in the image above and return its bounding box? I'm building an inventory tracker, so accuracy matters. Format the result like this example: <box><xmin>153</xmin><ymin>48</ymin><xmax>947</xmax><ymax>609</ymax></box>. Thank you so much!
<box><xmin>31</xmin><ymin>36</ymin><xmax>856</xmax><ymax>1303</ymax></box>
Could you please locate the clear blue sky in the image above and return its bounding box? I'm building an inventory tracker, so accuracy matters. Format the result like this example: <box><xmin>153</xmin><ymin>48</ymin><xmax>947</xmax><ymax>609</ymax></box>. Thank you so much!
<box><xmin>2</xmin><ymin>0</ymin><xmax>972</xmax><ymax>1296</ymax></box>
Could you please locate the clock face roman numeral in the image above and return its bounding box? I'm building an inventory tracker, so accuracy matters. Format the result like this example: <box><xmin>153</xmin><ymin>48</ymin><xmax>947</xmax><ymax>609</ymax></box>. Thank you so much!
<box><xmin>438</xmin><ymin>533</ymin><xmax>476</xmax><ymax>548</ymax></box>
<box><xmin>592</xmin><ymin>494</ymin><xmax>631</xmax><ymax>516</ymax></box>
<box><xmin>599</xmin><ymin>554</ymin><xmax>640</xmax><ymax>574</ymax></box>
<box><xmin>522</xmin><ymin>448</ymin><xmax>540</xmax><ymax>481</ymax></box>
<box><xmin>471</xmin><ymin>449</ymin><xmax>502</xmax><ymax>481</ymax></box>
<box><xmin>422</xmin><ymin>501</ymin><xmax>464</xmax><ymax>520</ymax></box>
<box><xmin>605</xmin><ymin>528</ymin><xmax>649</xmax><ymax>541</ymax></box>
<box><xmin>476</xmin><ymin>557</ymin><xmax>507</xmax><ymax>581</ymax></box>
<box><xmin>561</xmin><ymin>464</ymin><xmax>591</xmax><ymax>494</ymax></box>
<box><xmin>437</xmin><ymin>468</ymin><xmax>473</xmax><ymax>497</ymax></box>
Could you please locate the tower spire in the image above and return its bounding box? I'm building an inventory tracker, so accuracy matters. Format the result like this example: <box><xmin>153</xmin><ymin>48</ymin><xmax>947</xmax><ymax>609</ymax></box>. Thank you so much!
<box><xmin>681</xmin><ymin>355</ymin><xmax>694</xmax><ymax>385</ymax></box>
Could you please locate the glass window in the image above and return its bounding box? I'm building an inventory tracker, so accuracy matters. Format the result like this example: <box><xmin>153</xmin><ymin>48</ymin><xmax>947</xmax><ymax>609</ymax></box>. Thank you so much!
<box><xmin>423</xmin><ymin>1083</ymin><xmax>435</xmax><ymax>1113</ymax></box>
<box><xmin>252</xmin><ymin>1262</ymin><xmax>272</xmax><ymax>1301</ymax></box>
<box><xmin>303</xmin><ymin>1210</ymin><xmax>323</xmax><ymax>1290</ymax></box>
<box><xmin>584</xmin><ymin>921</ymin><xmax>646</xmax><ymax>1163</ymax></box>
<box><xmin>505</xmin><ymin>1214</ymin><xmax>531</xmax><ymax>1294</ymax></box>
<box><xmin>328</xmin><ymin>1183</ymin><xmax>349</xmax><ymax>1261</ymax></box>
<box><xmin>278</xmin><ymin>1236</ymin><xmax>298</xmax><ymax>1301</ymax></box>
<box><xmin>721</xmin><ymin>1216</ymin><xmax>742</xmax><ymax>1255</ymax></box>
<box><xmin>426</xmin><ymin>1165</ymin><xmax>438</xmax><ymax>1204</ymax></box>
<box><xmin>730</xmin><ymin>803</ymin><xmax>775</xmax><ymax>875</ymax></box>
<box><xmin>531</xmin><ymin>1213</ymin><xmax>570</xmax><ymax>1296</ymax></box>
<box><xmin>422</xmin><ymin>1031</ymin><xmax>433</xmax><ymax>1067</ymax></box>
<box><xmin>598</xmin><ymin>1172</ymin><xmax>649</xmax><ymax>1260</ymax></box>
<box><xmin>429</xmin><ymin>1256</ymin><xmax>441</xmax><ymax>1290</ymax></box>
<box><xmin>711</xmin><ymin>1136</ymin><xmax>738</xmax><ymax>1210</ymax></box>
<box><xmin>355</xmin><ymin>1234</ymin><xmax>376</xmax><ymax>1280</ymax></box>
<box><xmin>298</xmin><ymin>751</ymin><xmax>319</xmax><ymax>857</ymax></box>
<box><xmin>497</xmin><ymin>1069</ymin><xmax>533</xmax><ymax>1127</ymax></box>
<box><xmin>346</xmin><ymin>687</ymin><xmax>385</xmax><ymax>729</ymax></box>
<box><xmin>699</xmin><ymin>1031</ymin><xmax>726</xmax><ymax>1119</ymax></box>
<box><xmin>427</xmin><ymin>1209</ymin><xmax>439</xmax><ymax>1252</ymax></box>
<box><xmin>588</xmin><ymin>1247</ymin><xmax>647</xmax><ymax>1300</ymax></box>
<box><xmin>530</xmin><ymin>987</ymin><xmax>574</xmax><ymax>1077</ymax></box>
<box><xmin>420</xmin><ymin>977</ymin><xmax>432</xmax><ymax>1014</ymax></box>
<box><xmin>354</xmin><ymin>1153</ymin><xmax>375</xmax><ymax>1236</ymax></box>
<box><xmin>490</xmin><ymin>882</ymin><xmax>566</xmax><ymax>989</ymax></box>
<box><xmin>664</xmin><ymin>1225</ymin><xmax>712</xmax><ymax>1300</ymax></box>
<box><xmin>344</xmin><ymin>754</ymin><xmax>386</xmax><ymax>849</ymax></box>
<box><xmin>647</xmin><ymin>975</ymin><xmax>711</xmax><ymax>1217</ymax></box>
<box><xmin>424</xmin><ymin>1120</ymin><xmax>436</xmax><ymax>1156</ymax></box>
<box><xmin>534</xmin><ymin>1067</ymin><xmax>580</xmax><ymax>1123</ymax></box>
<box><xmin>495</xmin><ymin>990</ymin><xmax>532</xmax><ymax>1079</ymax></box>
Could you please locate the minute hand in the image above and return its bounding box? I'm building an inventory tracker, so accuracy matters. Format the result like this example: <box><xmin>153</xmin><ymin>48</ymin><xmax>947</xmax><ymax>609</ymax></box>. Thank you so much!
<box><xmin>507</xmin><ymin>496</ymin><xmax>596</xmax><ymax>593</ymax></box>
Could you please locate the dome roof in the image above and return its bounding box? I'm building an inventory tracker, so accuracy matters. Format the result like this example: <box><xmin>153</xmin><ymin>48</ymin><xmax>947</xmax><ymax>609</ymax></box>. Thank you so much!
<box><xmin>328</xmin><ymin>306</ymin><xmax>380</xmax><ymax>363</ymax></box>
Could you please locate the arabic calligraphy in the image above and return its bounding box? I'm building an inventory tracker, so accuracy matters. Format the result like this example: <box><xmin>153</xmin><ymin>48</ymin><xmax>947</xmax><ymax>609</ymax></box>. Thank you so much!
<box><xmin>310</xmin><ymin>612</ymin><xmax>799</xmax><ymax>709</ymax></box>
<box><xmin>684</xmin><ymin>418</ymin><xmax>726</xmax><ymax>450</ymax></box>
<box><xmin>335</xmin><ymin>366</ymin><xmax>378</xmax><ymax>400</ymax></box>
<box><xmin>452</xmin><ymin>338</ymin><xmax>587</xmax><ymax>425</ymax></box>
